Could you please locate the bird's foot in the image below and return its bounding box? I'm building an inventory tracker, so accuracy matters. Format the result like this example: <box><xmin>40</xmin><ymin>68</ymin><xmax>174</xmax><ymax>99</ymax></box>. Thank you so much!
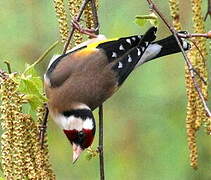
<box><xmin>72</xmin><ymin>19</ymin><xmax>98</xmax><ymax>38</ymax></box>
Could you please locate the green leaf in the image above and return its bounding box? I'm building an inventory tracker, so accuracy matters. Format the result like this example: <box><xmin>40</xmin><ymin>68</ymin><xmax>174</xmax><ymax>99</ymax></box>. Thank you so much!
<box><xmin>134</xmin><ymin>18</ymin><xmax>148</xmax><ymax>27</ymax></box>
<box><xmin>135</xmin><ymin>12</ymin><xmax>159</xmax><ymax>27</ymax></box>
<box><xmin>16</xmin><ymin>64</ymin><xmax>47</xmax><ymax>111</ymax></box>
<box><xmin>24</xmin><ymin>63</ymin><xmax>39</xmax><ymax>76</ymax></box>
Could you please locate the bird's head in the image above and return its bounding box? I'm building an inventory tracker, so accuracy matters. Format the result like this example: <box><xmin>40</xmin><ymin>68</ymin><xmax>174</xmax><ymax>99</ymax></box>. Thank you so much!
<box><xmin>53</xmin><ymin>104</ymin><xmax>96</xmax><ymax>163</ymax></box>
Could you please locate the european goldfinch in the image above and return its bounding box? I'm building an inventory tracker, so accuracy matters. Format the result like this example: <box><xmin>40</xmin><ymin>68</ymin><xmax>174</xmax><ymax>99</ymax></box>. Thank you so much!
<box><xmin>44</xmin><ymin>27</ymin><xmax>190</xmax><ymax>163</ymax></box>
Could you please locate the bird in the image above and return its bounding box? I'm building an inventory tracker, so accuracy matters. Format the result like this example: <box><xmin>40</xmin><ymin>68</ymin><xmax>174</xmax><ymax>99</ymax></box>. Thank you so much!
<box><xmin>44</xmin><ymin>26</ymin><xmax>190</xmax><ymax>163</ymax></box>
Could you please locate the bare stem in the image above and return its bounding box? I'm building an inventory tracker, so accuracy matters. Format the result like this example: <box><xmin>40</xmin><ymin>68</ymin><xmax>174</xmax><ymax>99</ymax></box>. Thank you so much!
<box><xmin>39</xmin><ymin>105</ymin><xmax>49</xmax><ymax>149</ymax></box>
<box><xmin>32</xmin><ymin>41</ymin><xmax>59</xmax><ymax>67</ymax></box>
<box><xmin>23</xmin><ymin>41</ymin><xmax>59</xmax><ymax>75</ymax></box>
<box><xmin>146</xmin><ymin>0</ymin><xmax>211</xmax><ymax>117</ymax></box>
<box><xmin>4</xmin><ymin>61</ymin><xmax>12</xmax><ymax>74</ymax></box>
<box><xmin>98</xmin><ymin>104</ymin><xmax>105</xmax><ymax>180</ymax></box>
<box><xmin>62</xmin><ymin>0</ymin><xmax>91</xmax><ymax>54</ymax></box>
<box><xmin>88</xmin><ymin>1</ymin><xmax>106</xmax><ymax>179</ymax></box>
<box><xmin>204</xmin><ymin>0</ymin><xmax>211</xmax><ymax>21</ymax></box>
<box><xmin>178</xmin><ymin>32</ymin><xmax>211</xmax><ymax>39</ymax></box>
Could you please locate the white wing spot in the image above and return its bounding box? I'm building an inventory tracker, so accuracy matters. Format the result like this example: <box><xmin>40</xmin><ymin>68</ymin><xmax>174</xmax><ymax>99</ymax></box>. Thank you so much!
<box><xmin>118</xmin><ymin>62</ymin><xmax>123</xmax><ymax>68</ymax></box>
<box><xmin>119</xmin><ymin>44</ymin><xmax>125</xmax><ymax>50</ymax></box>
<box><xmin>182</xmin><ymin>39</ymin><xmax>188</xmax><ymax>49</ymax></box>
<box><xmin>126</xmin><ymin>39</ymin><xmax>131</xmax><ymax>45</ymax></box>
<box><xmin>142</xmin><ymin>47</ymin><xmax>145</xmax><ymax>52</ymax></box>
<box><xmin>145</xmin><ymin>42</ymin><xmax>149</xmax><ymax>46</ymax></box>
<box><xmin>132</xmin><ymin>37</ymin><xmax>136</xmax><ymax>41</ymax></box>
<box><xmin>137</xmin><ymin>48</ymin><xmax>141</xmax><ymax>56</ymax></box>
<box><xmin>138</xmin><ymin>35</ymin><xmax>142</xmax><ymax>39</ymax></box>
<box><xmin>112</xmin><ymin>52</ymin><xmax>117</xmax><ymax>58</ymax></box>
<box><xmin>128</xmin><ymin>55</ymin><xmax>132</xmax><ymax>62</ymax></box>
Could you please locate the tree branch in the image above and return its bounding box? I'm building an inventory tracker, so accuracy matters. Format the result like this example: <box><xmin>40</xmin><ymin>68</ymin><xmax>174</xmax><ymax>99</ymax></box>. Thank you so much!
<box><xmin>98</xmin><ymin>104</ymin><xmax>105</xmax><ymax>180</ymax></box>
<box><xmin>146</xmin><ymin>0</ymin><xmax>211</xmax><ymax>117</ymax></box>
<box><xmin>62</xmin><ymin>0</ymin><xmax>91</xmax><ymax>54</ymax></box>
<box><xmin>204</xmin><ymin>0</ymin><xmax>211</xmax><ymax>21</ymax></box>
<box><xmin>87</xmin><ymin>1</ymin><xmax>105</xmax><ymax>179</ymax></box>
<box><xmin>39</xmin><ymin>105</ymin><xmax>49</xmax><ymax>149</ymax></box>
<box><xmin>4</xmin><ymin>61</ymin><xmax>12</xmax><ymax>74</ymax></box>
<box><xmin>178</xmin><ymin>32</ymin><xmax>211</xmax><ymax>39</ymax></box>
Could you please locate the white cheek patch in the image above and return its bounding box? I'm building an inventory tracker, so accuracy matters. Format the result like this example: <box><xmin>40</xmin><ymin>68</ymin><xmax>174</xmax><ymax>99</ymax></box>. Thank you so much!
<box><xmin>53</xmin><ymin>114</ymin><xmax>69</xmax><ymax>129</ymax></box>
<box><xmin>53</xmin><ymin>114</ymin><xmax>93</xmax><ymax>131</ymax></box>
<box><xmin>83</xmin><ymin>118</ymin><xmax>94</xmax><ymax>130</ymax></box>
<box><xmin>68</xmin><ymin>116</ymin><xmax>83</xmax><ymax>131</ymax></box>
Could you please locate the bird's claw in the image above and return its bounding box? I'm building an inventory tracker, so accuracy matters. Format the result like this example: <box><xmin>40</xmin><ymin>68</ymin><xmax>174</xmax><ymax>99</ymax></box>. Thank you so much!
<box><xmin>71</xmin><ymin>19</ymin><xmax>98</xmax><ymax>38</ymax></box>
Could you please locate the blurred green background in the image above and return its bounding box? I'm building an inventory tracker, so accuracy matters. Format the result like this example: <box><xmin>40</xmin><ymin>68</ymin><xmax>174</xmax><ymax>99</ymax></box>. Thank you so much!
<box><xmin>0</xmin><ymin>0</ymin><xmax>211</xmax><ymax>179</ymax></box>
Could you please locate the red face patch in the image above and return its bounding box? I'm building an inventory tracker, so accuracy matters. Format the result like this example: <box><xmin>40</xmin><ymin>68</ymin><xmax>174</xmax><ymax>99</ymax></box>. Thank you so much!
<box><xmin>63</xmin><ymin>129</ymin><xmax>94</xmax><ymax>149</ymax></box>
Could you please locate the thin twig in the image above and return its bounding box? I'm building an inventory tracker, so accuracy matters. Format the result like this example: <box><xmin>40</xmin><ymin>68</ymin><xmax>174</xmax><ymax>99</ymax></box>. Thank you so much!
<box><xmin>146</xmin><ymin>0</ymin><xmax>211</xmax><ymax>117</ymax></box>
<box><xmin>24</xmin><ymin>41</ymin><xmax>59</xmax><ymax>75</ymax></box>
<box><xmin>4</xmin><ymin>61</ymin><xmax>12</xmax><ymax>74</ymax></box>
<box><xmin>85</xmin><ymin>0</ymin><xmax>105</xmax><ymax>178</ymax></box>
<box><xmin>32</xmin><ymin>41</ymin><xmax>59</xmax><ymax>67</ymax></box>
<box><xmin>62</xmin><ymin>0</ymin><xmax>91</xmax><ymax>54</ymax></box>
<box><xmin>98</xmin><ymin>104</ymin><xmax>105</xmax><ymax>180</ymax></box>
<box><xmin>39</xmin><ymin>104</ymin><xmax>49</xmax><ymax>149</ymax></box>
<box><xmin>30</xmin><ymin>41</ymin><xmax>58</xmax><ymax>147</ymax></box>
<box><xmin>204</xmin><ymin>0</ymin><xmax>211</xmax><ymax>21</ymax></box>
<box><xmin>88</xmin><ymin>1</ymin><xmax>105</xmax><ymax>179</ymax></box>
<box><xmin>178</xmin><ymin>32</ymin><xmax>211</xmax><ymax>39</ymax></box>
<box><xmin>189</xmin><ymin>39</ymin><xmax>206</xmax><ymax>68</ymax></box>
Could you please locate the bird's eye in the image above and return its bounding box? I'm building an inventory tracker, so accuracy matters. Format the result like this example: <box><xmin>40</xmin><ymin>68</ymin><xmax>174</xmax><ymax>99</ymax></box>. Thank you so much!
<box><xmin>78</xmin><ymin>131</ymin><xmax>84</xmax><ymax>138</ymax></box>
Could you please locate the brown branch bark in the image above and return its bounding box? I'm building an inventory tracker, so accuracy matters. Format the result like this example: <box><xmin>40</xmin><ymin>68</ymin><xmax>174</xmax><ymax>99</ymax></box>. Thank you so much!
<box><xmin>98</xmin><ymin>105</ymin><xmax>105</xmax><ymax>180</ymax></box>
<box><xmin>204</xmin><ymin>0</ymin><xmax>211</xmax><ymax>21</ymax></box>
<box><xmin>39</xmin><ymin>105</ymin><xmax>49</xmax><ymax>149</ymax></box>
<box><xmin>178</xmin><ymin>32</ymin><xmax>211</xmax><ymax>39</ymax></box>
<box><xmin>87</xmin><ymin>1</ymin><xmax>105</xmax><ymax>179</ymax></box>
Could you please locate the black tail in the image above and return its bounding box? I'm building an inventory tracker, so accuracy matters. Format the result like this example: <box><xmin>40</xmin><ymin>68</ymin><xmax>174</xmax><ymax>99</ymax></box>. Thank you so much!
<box><xmin>150</xmin><ymin>34</ymin><xmax>190</xmax><ymax>60</ymax></box>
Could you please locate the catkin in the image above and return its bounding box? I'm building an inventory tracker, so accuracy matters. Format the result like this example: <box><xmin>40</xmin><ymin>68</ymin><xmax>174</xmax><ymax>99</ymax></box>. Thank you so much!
<box><xmin>169</xmin><ymin>0</ymin><xmax>208</xmax><ymax>169</ymax></box>
<box><xmin>84</xmin><ymin>2</ymin><xmax>94</xmax><ymax>29</ymax></box>
<box><xmin>185</xmin><ymin>0</ymin><xmax>208</xmax><ymax>169</ymax></box>
<box><xmin>68</xmin><ymin>0</ymin><xmax>83</xmax><ymax>46</ymax></box>
<box><xmin>168</xmin><ymin>0</ymin><xmax>182</xmax><ymax>30</ymax></box>
<box><xmin>54</xmin><ymin>0</ymin><xmax>69</xmax><ymax>43</ymax></box>
<box><xmin>0</xmin><ymin>72</ymin><xmax>55</xmax><ymax>179</ymax></box>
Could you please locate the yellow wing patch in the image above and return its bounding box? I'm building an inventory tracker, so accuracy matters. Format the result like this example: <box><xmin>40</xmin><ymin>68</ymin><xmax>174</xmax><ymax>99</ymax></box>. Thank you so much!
<box><xmin>74</xmin><ymin>47</ymin><xmax>98</xmax><ymax>57</ymax></box>
<box><xmin>73</xmin><ymin>37</ymin><xmax>120</xmax><ymax>57</ymax></box>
